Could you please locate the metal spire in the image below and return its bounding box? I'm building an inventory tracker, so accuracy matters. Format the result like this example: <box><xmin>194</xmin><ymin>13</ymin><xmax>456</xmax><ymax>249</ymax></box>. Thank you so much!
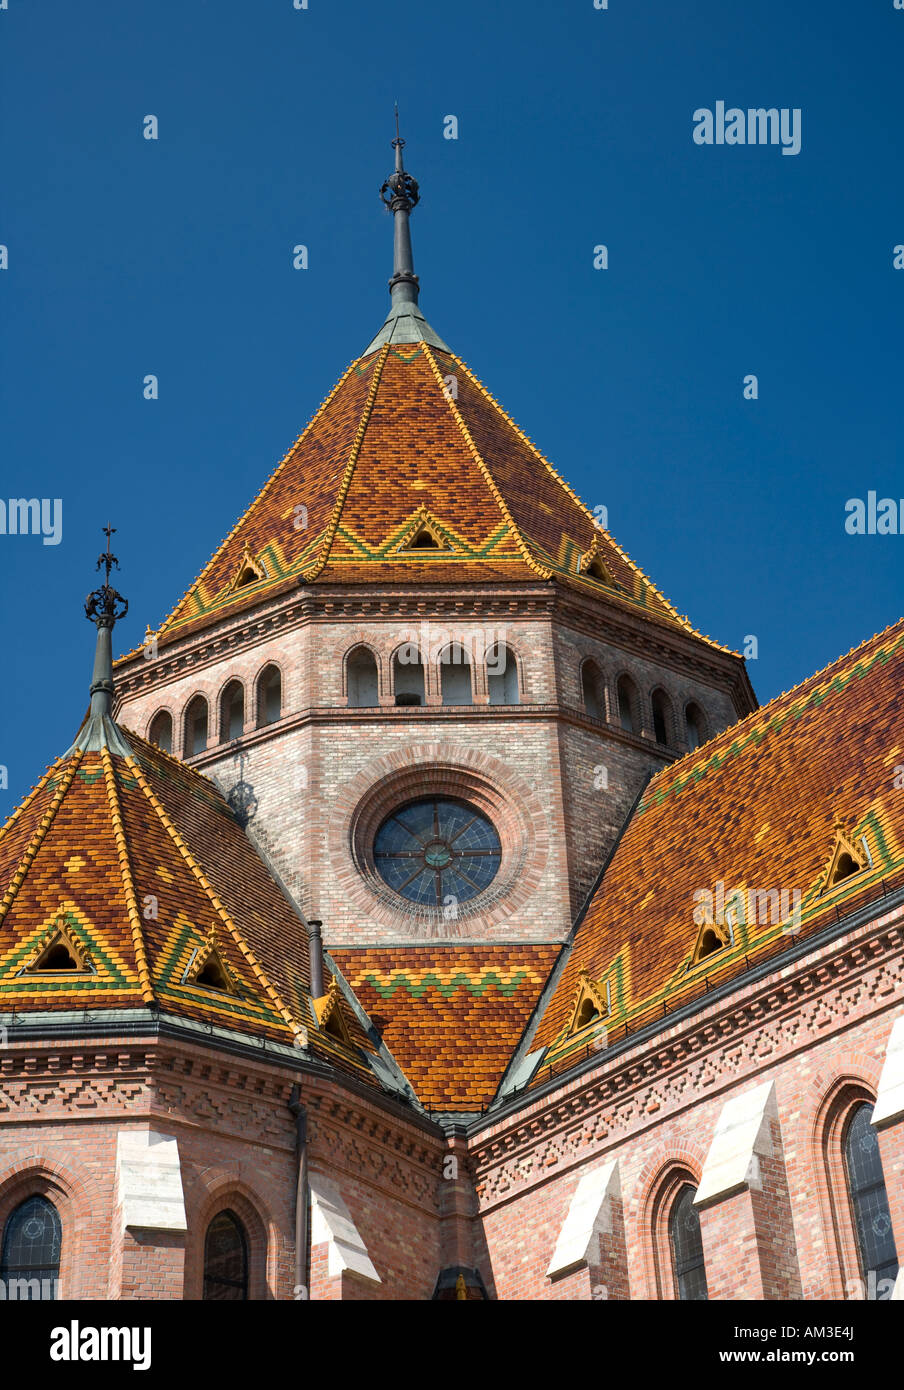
<box><xmin>363</xmin><ymin>109</ymin><xmax>450</xmax><ymax>355</ymax></box>
<box><xmin>381</xmin><ymin>103</ymin><xmax>421</xmax><ymax>308</ymax></box>
<box><xmin>66</xmin><ymin>525</ymin><xmax>133</xmax><ymax>755</ymax></box>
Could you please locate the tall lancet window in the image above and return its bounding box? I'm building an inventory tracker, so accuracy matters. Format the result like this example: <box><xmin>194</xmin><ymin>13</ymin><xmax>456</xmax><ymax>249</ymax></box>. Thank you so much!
<box><xmin>844</xmin><ymin>1104</ymin><xmax>899</xmax><ymax>1293</ymax></box>
<box><xmin>669</xmin><ymin>1186</ymin><xmax>708</xmax><ymax>1301</ymax></box>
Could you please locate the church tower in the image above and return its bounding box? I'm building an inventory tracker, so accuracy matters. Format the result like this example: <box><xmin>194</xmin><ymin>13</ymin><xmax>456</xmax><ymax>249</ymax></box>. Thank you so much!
<box><xmin>114</xmin><ymin>127</ymin><xmax>755</xmax><ymax>946</ymax></box>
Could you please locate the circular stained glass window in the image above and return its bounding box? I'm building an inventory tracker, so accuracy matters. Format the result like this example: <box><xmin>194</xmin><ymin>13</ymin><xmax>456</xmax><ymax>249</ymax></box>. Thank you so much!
<box><xmin>373</xmin><ymin>797</ymin><xmax>501</xmax><ymax>906</ymax></box>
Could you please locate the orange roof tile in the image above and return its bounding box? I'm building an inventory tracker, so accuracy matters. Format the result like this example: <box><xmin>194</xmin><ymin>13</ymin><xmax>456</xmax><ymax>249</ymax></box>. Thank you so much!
<box><xmin>0</xmin><ymin>726</ymin><xmax>373</xmax><ymax>1074</ymax></box>
<box><xmin>530</xmin><ymin>617</ymin><xmax>904</xmax><ymax>1077</ymax></box>
<box><xmin>126</xmin><ymin>340</ymin><xmax>733</xmax><ymax>657</ymax></box>
<box><xmin>332</xmin><ymin>943</ymin><xmax>560</xmax><ymax>1110</ymax></box>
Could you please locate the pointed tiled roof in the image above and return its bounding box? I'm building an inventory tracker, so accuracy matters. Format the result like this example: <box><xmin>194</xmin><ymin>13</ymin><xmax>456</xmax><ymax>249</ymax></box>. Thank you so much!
<box><xmin>332</xmin><ymin>943</ymin><xmax>560</xmax><ymax>1111</ymax></box>
<box><xmin>527</xmin><ymin>617</ymin><xmax>904</xmax><ymax>1081</ymax></box>
<box><xmin>0</xmin><ymin>726</ymin><xmax>373</xmax><ymax>1074</ymax></box>
<box><xmin>132</xmin><ymin>338</ymin><xmax>733</xmax><ymax>654</ymax></box>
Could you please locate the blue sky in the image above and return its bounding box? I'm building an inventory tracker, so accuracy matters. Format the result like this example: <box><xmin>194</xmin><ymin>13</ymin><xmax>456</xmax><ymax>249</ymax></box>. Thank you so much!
<box><xmin>1</xmin><ymin>0</ymin><xmax>902</xmax><ymax>807</ymax></box>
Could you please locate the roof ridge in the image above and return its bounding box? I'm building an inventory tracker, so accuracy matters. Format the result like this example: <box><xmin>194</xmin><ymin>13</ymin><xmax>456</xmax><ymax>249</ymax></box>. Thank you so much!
<box><xmin>125</xmin><ymin>753</ymin><xmax>306</xmax><ymax>1039</ymax></box>
<box><xmin>449</xmin><ymin>351</ymin><xmax>734</xmax><ymax>653</ymax></box>
<box><xmin>0</xmin><ymin>750</ymin><xmax>84</xmax><ymax>931</ymax></box>
<box><xmin>644</xmin><ymin>613</ymin><xmax>904</xmax><ymax>805</ymax></box>
<box><xmin>422</xmin><ymin>343</ymin><xmax>551</xmax><ymax>580</ymax></box>
<box><xmin>101</xmin><ymin>746</ymin><xmax>156</xmax><ymax>1003</ymax></box>
<box><xmin>0</xmin><ymin>755</ymin><xmax>66</xmax><ymax>844</ymax></box>
<box><xmin>304</xmin><ymin>344</ymin><xmax>392</xmax><ymax>582</ymax></box>
<box><xmin>123</xmin><ymin>357</ymin><xmax>361</xmax><ymax>656</ymax></box>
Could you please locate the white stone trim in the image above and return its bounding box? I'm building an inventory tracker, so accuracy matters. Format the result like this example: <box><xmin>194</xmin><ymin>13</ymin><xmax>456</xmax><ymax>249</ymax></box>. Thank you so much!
<box><xmin>309</xmin><ymin>1171</ymin><xmax>381</xmax><ymax>1283</ymax></box>
<box><xmin>546</xmin><ymin>1159</ymin><xmax>620</xmax><ymax>1278</ymax></box>
<box><xmin>695</xmin><ymin>1080</ymin><xmax>777</xmax><ymax>1208</ymax></box>
<box><xmin>872</xmin><ymin>1012</ymin><xmax>904</xmax><ymax>1128</ymax></box>
<box><xmin>115</xmin><ymin>1129</ymin><xmax>187</xmax><ymax>1233</ymax></box>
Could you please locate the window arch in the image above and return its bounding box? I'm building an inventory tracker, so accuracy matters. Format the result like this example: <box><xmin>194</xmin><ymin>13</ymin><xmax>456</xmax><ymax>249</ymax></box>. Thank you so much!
<box><xmin>651</xmin><ymin>688</ymin><xmax>673</xmax><ymax>746</ymax></box>
<box><xmin>256</xmin><ymin>665</ymin><xmax>282</xmax><ymax>727</ymax></box>
<box><xmin>844</xmin><ymin>1103</ymin><xmax>899</xmax><ymax>1294</ymax></box>
<box><xmin>1</xmin><ymin>1195</ymin><xmax>62</xmax><ymax>1300</ymax></box>
<box><xmin>219</xmin><ymin>680</ymin><xmax>245</xmax><ymax>743</ymax></box>
<box><xmin>668</xmin><ymin>1185</ymin><xmax>708</xmax><ymax>1301</ymax></box>
<box><xmin>580</xmin><ymin>660</ymin><xmax>605</xmax><ymax>720</ymax></box>
<box><xmin>203</xmin><ymin>1209</ymin><xmax>249</xmax><ymax>1301</ymax></box>
<box><xmin>440</xmin><ymin>643</ymin><xmax>473</xmax><ymax>706</ymax></box>
<box><xmin>616</xmin><ymin>674</ymin><xmax>638</xmax><ymax>735</ymax></box>
<box><xmin>685</xmin><ymin>702</ymin><xmax>705</xmax><ymax>751</ymax></box>
<box><xmin>346</xmin><ymin>646</ymin><xmax>379</xmax><ymax>708</ymax></box>
<box><xmin>148</xmin><ymin>709</ymin><xmax>173</xmax><ymax>754</ymax></box>
<box><xmin>183</xmin><ymin>695</ymin><xmax>209</xmax><ymax>758</ymax></box>
<box><xmin>487</xmin><ymin>644</ymin><xmax>519</xmax><ymax>705</ymax></box>
<box><xmin>392</xmin><ymin>644</ymin><xmax>425</xmax><ymax>707</ymax></box>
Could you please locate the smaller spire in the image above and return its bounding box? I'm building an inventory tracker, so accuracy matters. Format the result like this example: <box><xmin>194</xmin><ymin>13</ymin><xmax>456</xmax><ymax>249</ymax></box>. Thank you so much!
<box><xmin>66</xmin><ymin>525</ymin><xmax>132</xmax><ymax>756</ymax></box>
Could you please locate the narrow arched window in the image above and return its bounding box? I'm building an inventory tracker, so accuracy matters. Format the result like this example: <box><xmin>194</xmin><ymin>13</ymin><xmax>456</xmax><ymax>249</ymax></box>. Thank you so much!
<box><xmin>203</xmin><ymin>1209</ymin><xmax>249</xmax><ymax>1301</ymax></box>
<box><xmin>617</xmin><ymin>675</ymin><xmax>637</xmax><ymax>734</ymax></box>
<box><xmin>184</xmin><ymin>696</ymin><xmax>209</xmax><ymax>757</ymax></box>
<box><xmin>686</xmin><ymin>702</ymin><xmax>704</xmax><ymax>750</ymax></box>
<box><xmin>257</xmin><ymin>665</ymin><xmax>282</xmax><ymax>727</ymax></box>
<box><xmin>440</xmin><ymin>644</ymin><xmax>472</xmax><ymax>706</ymax></box>
<box><xmin>652</xmin><ymin>689</ymin><xmax>671</xmax><ymax>746</ymax></box>
<box><xmin>148</xmin><ymin>710</ymin><xmax>173</xmax><ymax>754</ymax></box>
<box><xmin>219</xmin><ymin>681</ymin><xmax>244</xmax><ymax>743</ymax></box>
<box><xmin>844</xmin><ymin>1103</ymin><xmax>899</xmax><ymax>1294</ymax></box>
<box><xmin>1</xmin><ymin>1196</ymin><xmax>62</xmax><ymax>1300</ymax></box>
<box><xmin>347</xmin><ymin>647</ymin><xmax>379</xmax><ymax>708</ymax></box>
<box><xmin>581</xmin><ymin>660</ymin><xmax>604</xmax><ymax>720</ymax></box>
<box><xmin>487</xmin><ymin>644</ymin><xmax>519</xmax><ymax>705</ymax></box>
<box><xmin>668</xmin><ymin>1185</ymin><xmax>708</xmax><ymax>1301</ymax></box>
<box><xmin>393</xmin><ymin>645</ymin><xmax>425</xmax><ymax>707</ymax></box>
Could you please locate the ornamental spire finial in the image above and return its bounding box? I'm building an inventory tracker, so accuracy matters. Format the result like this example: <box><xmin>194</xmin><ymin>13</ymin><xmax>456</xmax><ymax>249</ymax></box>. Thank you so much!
<box><xmin>380</xmin><ymin>105</ymin><xmax>420</xmax><ymax>307</ymax></box>
<box><xmin>84</xmin><ymin>523</ymin><xmax>128</xmax><ymax>720</ymax></box>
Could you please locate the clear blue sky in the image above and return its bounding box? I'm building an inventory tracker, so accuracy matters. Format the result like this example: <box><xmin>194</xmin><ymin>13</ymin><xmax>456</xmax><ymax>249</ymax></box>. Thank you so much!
<box><xmin>1</xmin><ymin>0</ymin><xmax>902</xmax><ymax>809</ymax></box>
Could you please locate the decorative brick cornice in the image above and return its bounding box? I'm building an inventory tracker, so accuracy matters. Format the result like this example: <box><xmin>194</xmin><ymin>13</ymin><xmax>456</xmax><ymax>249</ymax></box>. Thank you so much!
<box><xmin>467</xmin><ymin>910</ymin><xmax>904</xmax><ymax>1211</ymax></box>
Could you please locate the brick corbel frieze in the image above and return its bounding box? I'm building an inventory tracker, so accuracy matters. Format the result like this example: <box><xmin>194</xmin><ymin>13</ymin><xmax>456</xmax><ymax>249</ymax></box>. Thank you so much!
<box><xmin>468</xmin><ymin>910</ymin><xmax>904</xmax><ymax>1211</ymax></box>
<box><xmin>0</xmin><ymin>1034</ymin><xmax>446</xmax><ymax>1216</ymax></box>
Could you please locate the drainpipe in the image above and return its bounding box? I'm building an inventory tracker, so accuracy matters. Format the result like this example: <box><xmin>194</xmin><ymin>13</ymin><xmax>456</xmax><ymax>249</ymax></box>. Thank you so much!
<box><xmin>288</xmin><ymin>1083</ymin><xmax>308</xmax><ymax>1300</ymax></box>
<box><xmin>308</xmin><ymin>920</ymin><xmax>324</xmax><ymax>999</ymax></box>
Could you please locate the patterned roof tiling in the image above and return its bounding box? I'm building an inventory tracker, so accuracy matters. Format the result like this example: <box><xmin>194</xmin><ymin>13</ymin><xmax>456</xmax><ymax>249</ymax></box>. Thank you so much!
<box><xmin>530</xmin><ymin>618</ymin><xmax>904</xmax><ymax>1075</ymax></box>
<box><xmin>332</xmin><ymin>944</ymin><xmax>561</xmax><ymax>1110</ymax></box>
<box><xmin>127</xmin><ymin>336</ymin><xmax>734</xmax><ymax>655</ymax></box>
<box><xmin>0</xmin><ymin>728</ymin><xmax>375</xmax><ymax>1074</ymax></box>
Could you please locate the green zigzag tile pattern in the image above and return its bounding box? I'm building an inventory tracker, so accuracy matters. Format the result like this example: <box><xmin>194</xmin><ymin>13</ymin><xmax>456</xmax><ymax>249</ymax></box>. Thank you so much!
<box><xmin>361</xmin><ymin>969</ymin><xmax>531</xmax><ymax>1000</ymax></box>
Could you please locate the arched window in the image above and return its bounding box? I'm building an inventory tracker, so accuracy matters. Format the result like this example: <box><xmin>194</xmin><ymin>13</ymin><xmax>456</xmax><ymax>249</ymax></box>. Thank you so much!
<box><xmin>580</xmin><ymin>660</ymin><xmax>604</xmax><ymax>720</ymax></box>
<box><xmin>148</xmin><ymin>710</ymin><xmax>173</xmax><ymax>754</ymax></box>
<box><xmin>686</xmin><ymin>702</ymin><xmax>705</xmax><ymax>750</ymax></box>
<box><xmin>184</xmin><ymin>696</ymin><xmax>209</xmax><ymax>758</ymax></box>
<box><xmin>668</xmin><ymin>1185</ymin><xmax>708</xmax><ymax>1301</ymax></box>
<box><xmin>219</xmin><ymin>681</ymin><xmax>244</xmax><ymax>743</ymax></box>
<box><xmin>347</xmin><ymin>646</ymin><xmax>379</xmax><ymax>708</ymax></box>
<box><xmin>203</xmin><ymin>1209</ymin><xmax>249</xmax><ymax>1301</ymax></box>
<box><xmin>617</xmin><ymin>675</ymin><xmax>637</xmax><ymax>734</ymax></box>
<box><xmin>652</xmin><ymin>689</ymin><xmax>672</xmax><ymax>746</ymax></box>
<box><xmin>440</xmin><ymin>644</ymin><xmax>472</xmax><ymax>706</ymax></box>
<box><xmin>487</xmin><ymin>644</ymin><xmax>519</xmax><ymax>705</ymax></box>
<box><xmin>1</xmin><ymin>1196</ymin><xmax>62</xmax><ymax>1300</ymax></box>
<box><xmin>844</xmin><ymin>1104</ymin><xmax>899</xmax><ymax>1293</ymax></box>
<box><xmin>393</xmin><ymin>645</ymin><xmax>425</xmax><ymax>707</ymax></box>
<box><xmin>256</xmin><ymin>665</ymin><xmax>282</xmax><ymax>727</ymax></box>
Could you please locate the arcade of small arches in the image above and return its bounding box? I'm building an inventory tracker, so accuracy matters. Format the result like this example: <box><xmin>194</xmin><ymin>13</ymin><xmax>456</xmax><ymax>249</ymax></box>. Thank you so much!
<box><xmin>146</xmin><ymin>663</ymin><xmax>283</xmax><ymax>759</ymax></box>
<box><xmin>579</xmin><ymin>660</ymin><xmax>709</xmax><ymax>752</ymax></box>
<box><xmin>143</xmin><ymin>646</ymin><xmax>713</xmax><ymax>762</ymax></box>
